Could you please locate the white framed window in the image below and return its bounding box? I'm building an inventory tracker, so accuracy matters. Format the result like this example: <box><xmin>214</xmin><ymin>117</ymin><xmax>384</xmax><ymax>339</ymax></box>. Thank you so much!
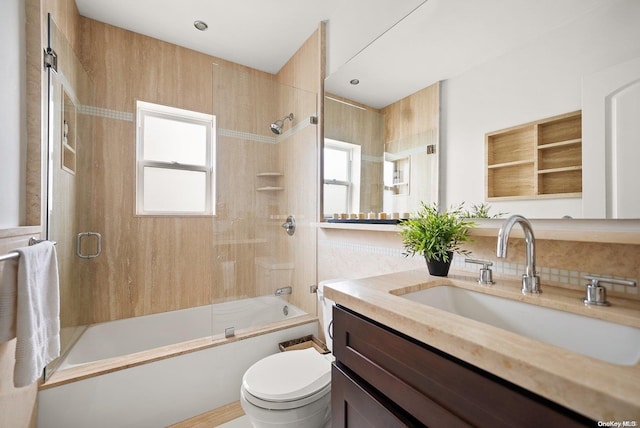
<box><xmin>136</xmin><ymin>101</ymin><xmax>215</xmax><ymax>215</ymax></box>
<box><xmin>323</xmin><ymin>139</ymin><xmax>361</xmax><ymax>217</ymax></box>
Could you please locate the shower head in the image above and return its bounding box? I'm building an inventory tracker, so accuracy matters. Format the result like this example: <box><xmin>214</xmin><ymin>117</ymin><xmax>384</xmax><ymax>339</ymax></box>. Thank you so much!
<box><xmin>270</xmin><ymin>113</ymin><xmax>294</xmax><ymax>135</ymax></box>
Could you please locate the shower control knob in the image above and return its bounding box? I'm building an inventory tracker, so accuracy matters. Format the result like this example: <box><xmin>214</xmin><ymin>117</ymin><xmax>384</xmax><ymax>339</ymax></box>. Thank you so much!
<box><xmin>281</xmin><ymin>215</ymin><xmax>296</xmax><ymax>236</ymax></box>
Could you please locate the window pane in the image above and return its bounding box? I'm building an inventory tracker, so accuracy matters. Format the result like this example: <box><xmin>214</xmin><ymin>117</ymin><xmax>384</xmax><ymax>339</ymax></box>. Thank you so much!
<box><xmin>143</xmin><ymin>116</ymin><xmax>207</xmax><ymax>165</ymax></box>
<box><xmin>143</xmin><ymin>167</ymin><xmax>206</xmax><ymax>212</ymax></box>
<box><xmin>324</xmin><ymin>147</ymin><xmax>349</xmax><ymax>181</ymax></box>
<box><xmin>324</xmin><ymin>183</ymin><xmax>348</xmax><ymax>215</ymax></box>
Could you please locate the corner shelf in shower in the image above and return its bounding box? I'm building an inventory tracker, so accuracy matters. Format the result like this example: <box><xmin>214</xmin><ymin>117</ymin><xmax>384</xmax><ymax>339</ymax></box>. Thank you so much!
<box><xmin>256</xmin><ymin>172</ymin><xmax>284</xmax><ymax>191</ymax></box>
<box><xmin>256</xmin><ymin>187</ymin><xmax>284</xmax><ymax>191</ymax></box>
<box><xmin>257</xmin><ymin>172</ymin><xmax>284</xmax><ymax>177</ymax></box>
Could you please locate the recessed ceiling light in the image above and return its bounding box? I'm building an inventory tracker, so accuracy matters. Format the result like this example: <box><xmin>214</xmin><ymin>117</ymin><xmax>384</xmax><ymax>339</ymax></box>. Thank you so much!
<box><xmin>350</xmin><ymin>79</ymin><xmax>360</xmax><ymax>85</ymax></box>
<box><xmin>194</xmin><ymin>20</ymin><xmax>208</xmax><ymax>31</ymax></box>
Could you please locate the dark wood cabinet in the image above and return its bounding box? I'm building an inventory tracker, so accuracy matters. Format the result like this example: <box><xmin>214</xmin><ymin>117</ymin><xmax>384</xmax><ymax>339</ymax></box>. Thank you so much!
<box><xmin>331</xmin><ymin>305</ymin><xmax>593</xmax><ymax>428</ymax></box>
<box><xmin>332</xmin><ymin>364</ymin><xmax>422</xmax><ymax>427</ymax></box>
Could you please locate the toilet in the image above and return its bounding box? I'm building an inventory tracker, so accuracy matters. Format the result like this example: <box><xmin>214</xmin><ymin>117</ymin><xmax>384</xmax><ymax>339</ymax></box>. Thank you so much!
<box><xmin>240</xmin><ymin>280</ymin><xmax>340</xmax><ymax>428</ymax></box>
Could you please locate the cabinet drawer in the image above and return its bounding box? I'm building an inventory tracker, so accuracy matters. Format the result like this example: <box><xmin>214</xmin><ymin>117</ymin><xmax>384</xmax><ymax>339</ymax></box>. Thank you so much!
<box><xmin>333</xmin><ymin>305</ymin><xmax>591</xmax><ymax>427</ymax></box>
<box><xmin>332</xmin><ymin>363</ymin><xmax>420</xmax><ymax>427</ymax></box>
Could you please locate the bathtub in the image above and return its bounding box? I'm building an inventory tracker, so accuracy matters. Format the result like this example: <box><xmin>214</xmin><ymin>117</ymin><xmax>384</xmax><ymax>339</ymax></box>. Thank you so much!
<box><xmin>38</xmin><ymin>296</ymin><xmax>318</xmax><ymax>428</ymax></box>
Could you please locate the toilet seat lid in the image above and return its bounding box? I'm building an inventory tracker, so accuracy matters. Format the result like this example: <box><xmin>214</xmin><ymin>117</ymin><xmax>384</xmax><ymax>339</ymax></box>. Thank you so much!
<box><xmin>242</xmin><ymin>348</ymin><xmax>331</xmax><ymax>402</ymax></box>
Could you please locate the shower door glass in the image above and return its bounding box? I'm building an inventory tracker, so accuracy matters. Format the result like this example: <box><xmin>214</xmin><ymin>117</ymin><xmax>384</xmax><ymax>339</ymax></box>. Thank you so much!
<box><xmin>44</xmin><ymin>16</ymin><xmax>95</xmax><ymax>378</ymax></box>
<box><xmin>211</xmin><ymin>65</ymin><xmax>319</xmax><ymax>332</ymax></box>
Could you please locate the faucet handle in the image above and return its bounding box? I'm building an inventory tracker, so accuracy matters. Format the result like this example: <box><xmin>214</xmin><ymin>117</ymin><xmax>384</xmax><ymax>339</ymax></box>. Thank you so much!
<box><xmin>465</xmin><ymin>258</ymin><xmax>494</xmax><ymax>285</ymax></box>
<box><xmin>583</xmin><ymin>275</ymin><xmax>637</xmax><ymax>306</ymax></box>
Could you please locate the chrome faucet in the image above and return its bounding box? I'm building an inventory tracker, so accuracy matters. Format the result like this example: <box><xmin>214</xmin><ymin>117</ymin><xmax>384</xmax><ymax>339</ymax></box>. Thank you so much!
<box><xmin>496</xmin><ymin>215</ymin><xmax>541</xmax><ymax>294</ymax></box>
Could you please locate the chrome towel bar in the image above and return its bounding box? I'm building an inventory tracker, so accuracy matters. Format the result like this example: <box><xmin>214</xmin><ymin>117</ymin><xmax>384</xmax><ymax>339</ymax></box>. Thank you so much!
<box><xmin>0</xmin><ymin>238</ymin><xmax>57</xmax><ymax>263</ymax></box>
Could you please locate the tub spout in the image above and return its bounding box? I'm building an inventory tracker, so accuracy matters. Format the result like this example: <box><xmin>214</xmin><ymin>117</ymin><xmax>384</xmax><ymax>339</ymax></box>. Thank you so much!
<box><xmin>275</xmin><ymin>286</ymin><xmax>292</xmax><ymax>296</ymax></box>
<box><xmin>497</xmin><ymin>215</ymin><xmax>541</xmax><ymax>294</ymax></box>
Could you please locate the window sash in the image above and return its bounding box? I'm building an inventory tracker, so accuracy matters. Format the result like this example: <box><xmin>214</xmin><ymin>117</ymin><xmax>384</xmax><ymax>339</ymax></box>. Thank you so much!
<box><xmin>136</xmin><ymin>101</ymin><xmax>215</xmax><ymax>216</ymax></box>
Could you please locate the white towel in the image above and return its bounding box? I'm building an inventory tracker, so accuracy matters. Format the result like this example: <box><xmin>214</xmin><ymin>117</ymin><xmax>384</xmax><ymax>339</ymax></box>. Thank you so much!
<box><xmin>0</xmin><ymin>258</ymin><xmax>18</xmax><ymax>341</ymax></box>
<box><xmin>1</xmin><ymin>242</ymin><xmax>60</xmax><ymax>387</ymax></box>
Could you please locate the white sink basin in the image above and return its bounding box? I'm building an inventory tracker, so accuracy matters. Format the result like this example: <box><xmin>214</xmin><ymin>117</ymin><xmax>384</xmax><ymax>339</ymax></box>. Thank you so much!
<box><xmin>401</xmin><ymin>286</ymin><xmax>640</xmax><ymax>366</ymax></box>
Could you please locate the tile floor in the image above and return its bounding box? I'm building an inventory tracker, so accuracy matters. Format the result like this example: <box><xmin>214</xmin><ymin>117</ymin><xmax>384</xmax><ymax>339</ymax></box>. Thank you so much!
<box><xmin>218</xmin><ymin>415</ymin><xmax>251</xmax><ymax>427</ymax></box>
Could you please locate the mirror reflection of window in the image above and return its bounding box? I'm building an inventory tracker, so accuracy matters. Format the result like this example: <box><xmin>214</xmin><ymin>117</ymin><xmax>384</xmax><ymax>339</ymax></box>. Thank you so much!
<box><xmin>323</xmin><ymin>139</ymin><xmax>361</xmax><ymax>218</ymax></box>
<box><xmin>383</xmin><ymin>159</ymin><xmax>395</xmax><ymax>212</ymax></box>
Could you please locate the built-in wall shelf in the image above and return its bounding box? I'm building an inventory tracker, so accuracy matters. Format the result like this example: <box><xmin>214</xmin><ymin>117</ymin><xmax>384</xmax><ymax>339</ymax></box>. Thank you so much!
<box><xmin>256</xmin><ymin>187</ymin><xmax>284</xmax><ymax>192</ymax></box>
<box><xmin>316</xmin><ymin>222</ymin><xmax>399</xmax><ymax>233</ymax></box>
<box><xmin>256</xmin><ymin>172</ymin><xmax>284</xmax><ymax>192</ymax></box>
<box><xmin>486</xmin><ymin>111</ymin><xmax>582</xmax><ymax>201</ymax></box>
<box><xmin>389</xmin><ymin>156</ymin><xmax>410</xmax><ymax>196</ymax></box>
<box><xmin>316</xmin><ymin>219</ymin><xmax>640</xmax><ymax>244</ymax></box>
<box><xmin>257</xmin><ymin>172</ymin><xmax>284</xmax><ymax>177</ymax></box>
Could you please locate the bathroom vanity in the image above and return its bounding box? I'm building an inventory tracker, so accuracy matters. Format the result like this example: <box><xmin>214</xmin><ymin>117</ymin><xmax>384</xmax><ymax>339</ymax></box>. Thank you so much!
<box><xmin>332</xmin><ymin>305</ymin><xmax>589</xmax><ymax>427</ymax></box>
<box><xmin>325</xmin><ymin>270</ymin><xmax>640</xmax><ymax>426</ymax></box>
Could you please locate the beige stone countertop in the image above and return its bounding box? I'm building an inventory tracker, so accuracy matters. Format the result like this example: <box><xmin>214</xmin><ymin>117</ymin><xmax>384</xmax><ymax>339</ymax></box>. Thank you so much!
<box><xmin>324</xmin><ymin>269</ymin><xmax>640</xmax><ymax>422</ymax></box>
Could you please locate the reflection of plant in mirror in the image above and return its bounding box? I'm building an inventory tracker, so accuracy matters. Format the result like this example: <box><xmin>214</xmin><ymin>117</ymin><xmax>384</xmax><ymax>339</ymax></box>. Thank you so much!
<box><xmin>462</xmin><ymin>203</ymin><xmax>506</xmax><ymax>219</ymax></box>
<box><xmin>399</xmin><ymin>202</ymin><xmax>475</xmax><ymax>262</ymax></box>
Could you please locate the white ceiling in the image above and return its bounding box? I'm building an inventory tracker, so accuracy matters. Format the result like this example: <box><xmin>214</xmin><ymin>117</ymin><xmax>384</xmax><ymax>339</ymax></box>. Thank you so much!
<box><xmin>74</xmin><ymin>0</ymin><xmax>425</xmax><ymax>75</ymax></box>
<box><xmin>75</xmin><ymin>0</ymin><xmax>608</xmax><ymax>109</ymax></box>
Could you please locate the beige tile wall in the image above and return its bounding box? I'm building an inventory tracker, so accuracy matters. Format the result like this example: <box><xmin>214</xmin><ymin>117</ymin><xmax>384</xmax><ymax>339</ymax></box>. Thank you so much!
<box><xmin>80</xmin><ymin>18</ymin><xmax>221</xmax><ymax>321</ymax></box>
<box><xmin>276</xmin><ymin>25</ymin><xmax>324</xmax><ymax>315</ymax></box>
<box><xmin>382</xmin><ymin>82</ymin><xmax>440</xmax><ymax>212</ymax></box>
<box><xmin>78</xmin><ymin>18</ymin><xmax>322</xmax><ymax>322</ymax></box>
<box><xmin>27</xmin><ymin>0</ymin><xmax>323</xmax><ymax>329</ymax></box>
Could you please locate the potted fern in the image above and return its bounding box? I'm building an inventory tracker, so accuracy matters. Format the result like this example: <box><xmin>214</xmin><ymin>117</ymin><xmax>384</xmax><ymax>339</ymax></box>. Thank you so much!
<box><xmin>399</xmin><ymin>202</ymin><xmax>475</xmax><ymax>276</ymax></box>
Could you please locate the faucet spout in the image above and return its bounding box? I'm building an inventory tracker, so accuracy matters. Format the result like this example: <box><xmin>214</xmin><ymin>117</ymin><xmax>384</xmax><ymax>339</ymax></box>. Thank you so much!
<box><xmin>497</xmin><ymin>215</ymin><xmax>541</xmax><ymax>294</ymax></box>
<box><xmin>275</xmin><ymin>286</ymin><xmax>292</xmax><ymax>296</ymax></box>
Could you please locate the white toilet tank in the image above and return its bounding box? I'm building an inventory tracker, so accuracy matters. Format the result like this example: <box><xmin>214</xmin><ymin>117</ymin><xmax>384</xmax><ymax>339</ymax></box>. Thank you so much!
<box><xmin>317</xmin><ymin>279</ymin><xmax>343</xmax><ymax>352</ymax></box>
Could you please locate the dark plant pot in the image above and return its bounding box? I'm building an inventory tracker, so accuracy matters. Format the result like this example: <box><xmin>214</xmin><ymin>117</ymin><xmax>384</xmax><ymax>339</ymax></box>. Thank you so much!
<box><xmin>425</xmin><ymin>252</ymin><xmax>453</xmax><ymax>277</ymax></box>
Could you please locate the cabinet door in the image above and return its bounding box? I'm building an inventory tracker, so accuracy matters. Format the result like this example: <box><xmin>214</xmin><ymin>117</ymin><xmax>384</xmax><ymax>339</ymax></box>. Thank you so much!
<box><xmin>332</xmin><ymin>363</ymin><xmax>421</xmax><ymax>428</ymax></box>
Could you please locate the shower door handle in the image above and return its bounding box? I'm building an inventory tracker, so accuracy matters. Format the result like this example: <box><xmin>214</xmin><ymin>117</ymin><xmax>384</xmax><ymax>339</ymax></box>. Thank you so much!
<box><xmin>76</xmin><ymin>232</ymin><xmax>102</xmax><ymax>259</ymax></box>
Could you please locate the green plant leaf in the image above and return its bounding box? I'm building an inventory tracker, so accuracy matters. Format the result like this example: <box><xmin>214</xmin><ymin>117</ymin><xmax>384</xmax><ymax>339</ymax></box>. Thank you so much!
<box><xmin>399</xmin><ymin>202</ymin><xmax>476</xmax><ymax>262</ymax></box>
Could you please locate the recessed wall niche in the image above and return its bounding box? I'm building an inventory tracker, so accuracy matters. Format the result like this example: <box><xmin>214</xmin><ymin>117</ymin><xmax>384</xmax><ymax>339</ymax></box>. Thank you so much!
<box><xmin>486</xmin><ymin>111</ymin><xmax>582</xmax><ymax>200</ymax></box>
<box><xmin>61</xmin><ymin>89</ymin><xmax>76</xmax><ymax>175</ymax></box>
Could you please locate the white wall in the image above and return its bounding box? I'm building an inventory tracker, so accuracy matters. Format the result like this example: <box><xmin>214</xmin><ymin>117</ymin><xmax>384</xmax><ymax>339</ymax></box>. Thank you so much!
<box><xmin>441</xmin><ymin>0</ymin><xmax>640</xmax><ymax>219</ymax></box>
<box><xmin>0</xmin><ymin>0</ymin><xmax>27</xmax><ymax>227</ymax></box>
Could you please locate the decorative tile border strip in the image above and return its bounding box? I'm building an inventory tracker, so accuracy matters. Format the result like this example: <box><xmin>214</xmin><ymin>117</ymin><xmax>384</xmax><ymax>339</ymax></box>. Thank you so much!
<box><xmin>384</xmin><ymin>145</ymin><xmax>427</xmax><ymax>161</ymax></box>
<box><xmin>320</xmin><ymin>238</ymin><xmax>638</xmax><ymax>296</ymax></box>
<box><xmin>218</xmin><ymin>115</ymin><xmax>316</xmax><ymax>144</ymax></box>
<box><xmin>450</xmin><ymin>255</ymin><xmax>637</xmax><ymax>295</ymax></box>
<box><xmin>218</xmin><ymin>128</ymin><xmax>276</xmax><ymax>144</ymax></box>
<box><xmin>273</xmin><ymin>115</ymin><xmax>314</xmax><ymax>142</ymax></box>
<box><xmin>362</xmin><ymin>154</ymin><xmax>384</xmax><ymax>163</ymax></box>
<box><xmin>76</xmin><ymin>107</ymin><xmax>316</xmax><ymax>147</ymax></box>
<box><xmin>78</xmin><ymin>105</ymin><xmax>134</xmax><ymax>122</ymax></box>
<box><xmin>318</xmin><ymin>239</ymin><xmax>404</xmax><ymax>258</ymax></box>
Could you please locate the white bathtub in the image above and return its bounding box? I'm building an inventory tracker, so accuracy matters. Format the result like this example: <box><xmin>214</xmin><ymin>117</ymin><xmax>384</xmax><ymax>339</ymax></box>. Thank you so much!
<box><xmin>58</xmin><ymin>295</ymin><xmax>305</xmax><ymax>368</ymax></box>
<box><xmin>38</xmin><ymin>296</ymin><xmax>317</xmax><ymax>428</ymax></box>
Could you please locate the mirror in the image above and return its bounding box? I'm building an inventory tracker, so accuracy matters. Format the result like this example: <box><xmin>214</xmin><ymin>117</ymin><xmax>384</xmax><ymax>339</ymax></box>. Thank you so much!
<box><xmin>323</xmin><ymin>84</ymin><xmax>439</xmax><ymax>218</ymax></box>
<box><xmin>323</xmin><ymin>0</ymin><xmax>640</xmax><ymax>219</ymax></box>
